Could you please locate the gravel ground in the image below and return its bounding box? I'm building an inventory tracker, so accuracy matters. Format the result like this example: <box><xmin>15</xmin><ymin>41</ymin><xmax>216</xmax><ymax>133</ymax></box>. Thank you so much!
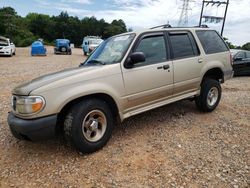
<box><xmin>0</xmin><ymin>47</ymin><xmax>249</xmax><ymax>187</ymax></box>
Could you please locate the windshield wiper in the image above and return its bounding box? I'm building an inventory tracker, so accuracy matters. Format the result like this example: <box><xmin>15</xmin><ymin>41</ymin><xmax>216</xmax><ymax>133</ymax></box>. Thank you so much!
<box><xmin>79</xmin><ymin>59</ymin><xmax>106</xmax><ymax>67</ymax></box>
<box><xmin>89</xmin><ymin>59</ymin><xmax>106</xmax><ymax>65</ymax></box>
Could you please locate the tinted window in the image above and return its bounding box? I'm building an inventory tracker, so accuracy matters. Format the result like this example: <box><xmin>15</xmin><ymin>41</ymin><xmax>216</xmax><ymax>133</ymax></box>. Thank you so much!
<box><xmin>169</xmin><ymin>33</ymin><xmax>197</xmax><ymax>59</ymax></box>
<box><xmin>235</xmin><ymin>51</ymin><xmax>246</xmax><ymax>59</ymax></box>
<box><xmin>245</xmin><ymin>52</ymin><xmax>250</xmax><ymax>58</ymax></box>
<box><xmin>196</xmin><ymin>30</ymin><xmax>228</xmax><ymax>54</ymax></box>
<box><xmin>135</xmin><ymin>35</ymin><xmax>167</xmax><ymax>66</ymax></box>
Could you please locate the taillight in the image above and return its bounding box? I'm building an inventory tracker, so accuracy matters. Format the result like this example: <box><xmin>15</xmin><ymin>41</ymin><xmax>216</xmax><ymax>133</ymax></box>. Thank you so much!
<box><xmin>230</xmin><ymin>53</ymin><xmax>233</xmax><ymax>66</ymax></box>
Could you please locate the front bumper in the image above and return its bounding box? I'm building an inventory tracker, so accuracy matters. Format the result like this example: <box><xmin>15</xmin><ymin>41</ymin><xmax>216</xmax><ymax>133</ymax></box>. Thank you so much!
<box><xmin>0</xmin><ymin>49</ymin><xmax>11</xmax><ymax>55</ymax></box>
<box><xmin>7</xmin><ymin>112</ymin><xmax>57</xmax><ymax>141</ymax></box>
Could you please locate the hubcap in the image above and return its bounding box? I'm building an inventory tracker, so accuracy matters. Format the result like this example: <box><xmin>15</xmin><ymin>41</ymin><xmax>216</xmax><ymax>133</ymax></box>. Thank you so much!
<box><xmin>82</xmin><ymin>110</ymin><xmax>107</xmax><ymax>142</ymax></box>
<box><xmin>207</xmin><ymin>87</ymin><xmax>219</xmax><ymax>107</ymax></box>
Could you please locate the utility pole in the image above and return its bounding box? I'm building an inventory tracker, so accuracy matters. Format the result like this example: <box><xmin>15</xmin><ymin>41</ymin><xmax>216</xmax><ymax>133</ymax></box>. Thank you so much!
<box><xmin>178</xmin><ymin>0</ymin><xmax>194</xmax><ymax>26</ymax></box>
<box><xmin>199</xmin><ymin>0</ymin><xmax>229</xmax><ymax>36</ymax></box>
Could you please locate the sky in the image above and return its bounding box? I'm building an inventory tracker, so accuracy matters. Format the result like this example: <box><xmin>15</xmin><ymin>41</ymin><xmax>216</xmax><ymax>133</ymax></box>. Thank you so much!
<box><xmin>0</xmin><ymin>0</ymin><xmax>249</xmax><ymax>45</ymax></box>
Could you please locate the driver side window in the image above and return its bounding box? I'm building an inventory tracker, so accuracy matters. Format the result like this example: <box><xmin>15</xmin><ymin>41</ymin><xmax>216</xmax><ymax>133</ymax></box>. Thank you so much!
<box><xmin>134</xmin><ymin>35</ymin><xmax>167</xmax><ymax>67</ymax></box>
<box><xmin>236</xmin><ymin>52</ymin><xmax>246</xmax><ymax>59</ymax></box>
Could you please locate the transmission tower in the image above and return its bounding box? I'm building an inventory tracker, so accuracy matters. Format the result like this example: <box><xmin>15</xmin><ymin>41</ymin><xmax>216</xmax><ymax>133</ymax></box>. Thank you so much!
<box><xmin>199</xmin><ymin>0</ymin><xmax>229</xmax><ymax>36</ymax></box>
<box><xmin>178</xmin><ymin>0</ymin><xmax>194</xmax><ymax>26</ymax></box>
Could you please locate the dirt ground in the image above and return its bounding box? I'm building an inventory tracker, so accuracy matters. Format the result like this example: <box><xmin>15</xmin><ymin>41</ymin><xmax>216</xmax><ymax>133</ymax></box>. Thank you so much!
<box><xmin>0</xmin><ymin>47</ymin><xmax>249</xmax><ymax>187</ymax></box>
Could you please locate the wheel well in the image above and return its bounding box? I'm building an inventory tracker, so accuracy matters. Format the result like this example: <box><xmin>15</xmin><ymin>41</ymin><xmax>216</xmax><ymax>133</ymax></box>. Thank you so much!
<box><xmin>56</xmin><ymin>93</ymin><xmax>119</xmax><ymax>133</ymax></box>
<box><xmin>202</xmin><ymin>68</ymin><xmax>224</xmax><ymax>84</ymax></box>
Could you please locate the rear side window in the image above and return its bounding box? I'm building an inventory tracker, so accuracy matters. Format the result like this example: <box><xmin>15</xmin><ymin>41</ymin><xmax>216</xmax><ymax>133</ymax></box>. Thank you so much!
<box><xmin>196</xmin><ymin>30</ymin><xmax>228</xmax><ymax>54</ymax></box>
<box><xmin>169</xmin><ymin>32</ymin><xmax>199</xmax><ymax>59</ymax></box>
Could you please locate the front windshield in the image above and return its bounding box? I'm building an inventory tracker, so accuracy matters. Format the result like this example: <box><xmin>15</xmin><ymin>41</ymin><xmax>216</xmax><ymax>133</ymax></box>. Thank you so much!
<box><xmin>83</xmin><ymin>34</ymin><xmax>135</xmax><ymax>65</ymax></box>
<box><xmin>0</xmin><ymin>39</ymin><xmax>9</xmax><ymax>46</ymax></box>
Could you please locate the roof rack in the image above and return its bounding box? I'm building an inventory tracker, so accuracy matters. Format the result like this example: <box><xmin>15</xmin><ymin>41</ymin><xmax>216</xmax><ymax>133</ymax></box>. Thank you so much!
<box><xmin>150</xmin><ymin>24</ymin><xmax>209</xmax><ymax>30</ymax></box>
<box><xmin>195</xmin><ymin>24</ymin><xmax>209</xmax><ymax>28</ymax></box>
<box><xmin>150</xmin><ymin>24</ymin><xmax>172</xmax><ymax>29</ymax></box>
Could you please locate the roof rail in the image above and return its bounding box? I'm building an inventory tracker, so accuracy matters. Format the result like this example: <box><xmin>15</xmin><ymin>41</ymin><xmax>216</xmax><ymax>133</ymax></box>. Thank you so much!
<box><xmin>150</xmin><ymin>24</ymin><xmax>172</xmax><ymax>29</ymax></box>
<box><xmin>195</xmin><ymin>24</ymin><xmax>209</xmax><ymax>28</ymax></box>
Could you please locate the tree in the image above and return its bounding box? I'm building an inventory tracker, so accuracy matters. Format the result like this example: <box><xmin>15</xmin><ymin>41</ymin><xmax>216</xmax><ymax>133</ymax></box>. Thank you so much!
<box><xmin>242</xmin><ymin>42</ymin><xmax>250</xmax><ymax>51</ymax></box>
<box><xmin>223</xmin><ymin>37</ymin><xmax>235</xmax><ymax>49</ymax></box>
<box><xmin>0</xmin><ymin>7</ymin><xmax>128</xmax><ymax>47</ymax></box>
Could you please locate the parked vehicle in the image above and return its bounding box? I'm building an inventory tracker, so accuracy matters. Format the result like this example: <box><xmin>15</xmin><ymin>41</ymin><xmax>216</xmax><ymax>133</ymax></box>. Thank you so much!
<box><xmin>231</xmin><ymin>49</ymin><xmax>250</xmax><ymax>76</ymax></box>
<box><xmin>82</xmin><ymin>36</ymin><xmax>103</xmax><ymax>55</ymax></box>
<box><xmin>8</xmin><ymin>26</ymin><xmax>233</xmax><ymax>154</ymax></box>
<box><xmin>0</xmin><ymin>36</ymin><xmax>16</xmax><ymax>57</ymax></box>
<box><xmin>31</xmin><ymin>41</ymin><xmax>46</xmax><ymax>56</ymax></box>
<box><xmin>54</xmin><ymin>39</ymin><xmax>72</xmax><ymax>55</ymax></box>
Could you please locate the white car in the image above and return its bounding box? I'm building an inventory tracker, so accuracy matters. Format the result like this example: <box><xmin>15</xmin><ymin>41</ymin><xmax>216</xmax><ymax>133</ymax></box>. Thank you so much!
<box><xmin>0</xmin><ymin>36</ymin><xmax>16</xmax><ymax>57</ymax></box>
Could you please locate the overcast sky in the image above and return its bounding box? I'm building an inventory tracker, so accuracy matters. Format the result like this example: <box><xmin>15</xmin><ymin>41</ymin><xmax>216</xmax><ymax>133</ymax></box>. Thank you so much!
<box><xmin>0</xmin><ymin>0</ymin><xmax>249</xmax><ymax>45</ymax></box>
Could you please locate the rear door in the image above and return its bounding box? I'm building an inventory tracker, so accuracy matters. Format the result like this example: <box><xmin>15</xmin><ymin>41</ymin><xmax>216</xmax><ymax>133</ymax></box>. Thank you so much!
<box><xmin>243</xmin><ymin>51</ymin><xmax>250</xmax><ymax>75</ymax></box>
<box><xmin>168</xmin><ymin>31</ymin><xmax>202</xmax><ymax>96</ymax></box>
<box><xmin>233</xmin><ymin>51</ymin><xmax>247</xmax><ymax>75</ymax></box>
<box><xmin>122</xmin><ymin>32</ymin><xmax>174</xmax><ymax>110</ymax></box>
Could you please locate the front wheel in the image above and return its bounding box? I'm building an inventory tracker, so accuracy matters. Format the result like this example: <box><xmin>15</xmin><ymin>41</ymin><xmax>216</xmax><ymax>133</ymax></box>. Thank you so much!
<box><xmin>195</xmin><ymin>79</ymin><xmax>221</xmax><ymax>112</ymax></box>
<box><xmin>63</xmin><ymin>99</ymin><xmax>114</xmax><ymax>153</ymax></box>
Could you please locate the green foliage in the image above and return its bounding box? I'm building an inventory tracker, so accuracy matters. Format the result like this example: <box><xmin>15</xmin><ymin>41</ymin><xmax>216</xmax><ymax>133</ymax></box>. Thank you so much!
<box><xmin>223</xmin><ymin>37</ymin><xmax>236</xmax><ymax>49</ymax></box>
<box><xmin>0</xmin><ymin>7</ymin><xmax>128</xmax><ymax>47</ymax></box>
<box><xmin>242</xmin><ymin>42</ymin><xmax>250</xmax><ymax>51</ymax></box>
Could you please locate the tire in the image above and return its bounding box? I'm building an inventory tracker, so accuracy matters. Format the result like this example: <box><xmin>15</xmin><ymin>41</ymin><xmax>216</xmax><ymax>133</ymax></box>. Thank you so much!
<box><xmin>64</xmin><ymin>98</ymin><xmax>114</xmax><ymax>153</ymax></box>
<box><xmin>13</xmin><ymin>51</ymin><xmax>16</xmax><ymax>55</ymax></box>
<box><xmin>195</xmin><ymin>79</ymin><xmax>221</xmax><ymax>112</ymax></box>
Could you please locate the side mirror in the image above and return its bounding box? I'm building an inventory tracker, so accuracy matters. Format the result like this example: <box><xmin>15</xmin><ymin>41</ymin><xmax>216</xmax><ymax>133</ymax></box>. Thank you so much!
<box><xmin>234</xmin><ymin>57</ymin><xmax>243</xmax><ymax>61</ymax></box>
<box><xmin>124</xmin><ymin>52</ymin><xmax>145</xmax><ymax>68</ymax></box>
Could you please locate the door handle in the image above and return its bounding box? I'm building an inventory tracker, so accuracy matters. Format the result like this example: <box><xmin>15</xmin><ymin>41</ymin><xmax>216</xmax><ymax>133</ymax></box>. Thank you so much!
<box><xmin>163</xmin><ymin>64</ymin><xmax>170</xmax><ymax>70</ymax></box>
<box><xmin>198</xmin><ymin>58</ymin><xmax>203</xmax><ymax>63</ymax></box>
<box><xmin>157</xmin><ymin>65</ymin><xmax>170</xmax><ymax>70</ymax></box>
<box><xmin>157</xmin><ymin>64</ymin><xmax>170</xmax><ymax>70</ymax></box>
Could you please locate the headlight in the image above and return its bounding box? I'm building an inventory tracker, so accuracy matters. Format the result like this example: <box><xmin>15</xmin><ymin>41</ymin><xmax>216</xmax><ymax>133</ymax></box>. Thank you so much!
<box><xmin>11</xmin><ymin>95</ymin><xmax>45</xmax><ymax>115</ymax></box>
<box><xmin>3</xmin><ymin>46</ymin><xmax>10</xmax><ymax>49</ymax></box>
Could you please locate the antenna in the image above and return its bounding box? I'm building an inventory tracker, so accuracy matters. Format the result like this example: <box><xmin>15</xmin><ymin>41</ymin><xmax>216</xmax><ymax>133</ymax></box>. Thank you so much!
<box><xmin>178</xmin><ymin>0</ymin><xmax>194</xmax><ymax>26</ymax></box>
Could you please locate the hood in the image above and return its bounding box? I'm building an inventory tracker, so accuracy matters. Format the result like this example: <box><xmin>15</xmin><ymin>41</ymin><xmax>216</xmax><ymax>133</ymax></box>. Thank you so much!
<box><xmin>12</xmin><ymin>66</ymin><xmax>98</xmax><ymax>95</ymax></box>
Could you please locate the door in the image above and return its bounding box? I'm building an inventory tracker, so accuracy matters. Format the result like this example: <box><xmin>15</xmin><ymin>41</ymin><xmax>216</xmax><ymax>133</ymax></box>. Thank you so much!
<box><xmin>234</xmin><ymin>51</ymin><xmax>250</xmax><ymax>75</ymax></box>
<box><xmin>168</xmin><ymin>31</ymin><xmax>202</xmax><ymax>95</ymax></box>
<box><xmin>122</xmin><ymin>32</ymin><xmax>174</xmax><ymax>110</ymax></box>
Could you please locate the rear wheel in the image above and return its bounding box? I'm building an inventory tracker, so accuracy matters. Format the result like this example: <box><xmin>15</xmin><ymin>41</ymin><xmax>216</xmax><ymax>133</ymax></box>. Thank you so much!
<box><xmin>64</xmin><ymin>99</ymin><xmax>114</xmax><ymax>153</ymax></box>
<box><xmin>195</xmin><ymin>79</ymin><xmax>221</xmax><ymax>112</ymax></box>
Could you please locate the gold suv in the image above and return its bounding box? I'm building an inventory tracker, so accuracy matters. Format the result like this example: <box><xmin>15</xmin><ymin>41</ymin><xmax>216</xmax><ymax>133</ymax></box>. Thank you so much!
<box><xmin>8</xmin><ymin>26</ymin><xmax>234</xmax><ymax>153</ymax></box>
